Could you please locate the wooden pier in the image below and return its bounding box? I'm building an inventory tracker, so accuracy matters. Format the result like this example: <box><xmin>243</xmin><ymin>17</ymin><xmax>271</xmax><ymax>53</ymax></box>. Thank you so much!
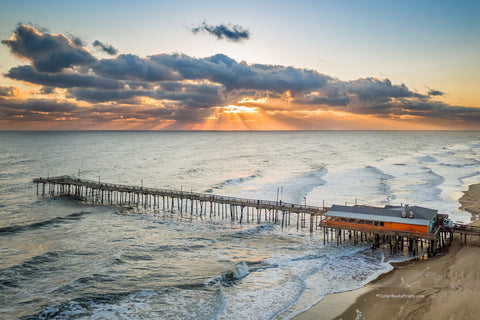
<box><xmin>33</xmin><ymin>175</ymin><xmax>327</xmax><ymax>232</ymax></box>
<box><xmin>33</xmin><ymin>175</ymin><xmax>480</xmax><ymax>255</ymax></box>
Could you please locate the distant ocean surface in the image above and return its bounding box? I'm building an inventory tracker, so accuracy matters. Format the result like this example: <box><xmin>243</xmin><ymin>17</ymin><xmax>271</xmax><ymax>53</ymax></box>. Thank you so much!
<box><xmin>1</xmin><ymin>131</ymin><xmax>479</xmax><ymax>319</ymax></box>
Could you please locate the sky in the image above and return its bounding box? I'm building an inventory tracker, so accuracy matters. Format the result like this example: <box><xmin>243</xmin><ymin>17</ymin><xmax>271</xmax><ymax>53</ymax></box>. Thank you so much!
<box><xmin>0</xmin><ymin>0</ymin><xmax>479</xmax><ymax>130</ymax></box>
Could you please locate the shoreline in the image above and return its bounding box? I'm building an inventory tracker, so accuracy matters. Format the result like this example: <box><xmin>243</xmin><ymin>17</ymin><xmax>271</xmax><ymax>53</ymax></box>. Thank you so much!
<box><xmin>293</xmin><ymin>183</ymin><xmax>480</xmax><ymax>320</ymax></box>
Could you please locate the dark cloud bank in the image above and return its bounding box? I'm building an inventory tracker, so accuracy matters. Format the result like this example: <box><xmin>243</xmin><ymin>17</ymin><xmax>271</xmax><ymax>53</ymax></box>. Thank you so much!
<box><xmin>1</xmin><ymin>24</ymin><xmax>479</xmax><ymax>128</ymax></box>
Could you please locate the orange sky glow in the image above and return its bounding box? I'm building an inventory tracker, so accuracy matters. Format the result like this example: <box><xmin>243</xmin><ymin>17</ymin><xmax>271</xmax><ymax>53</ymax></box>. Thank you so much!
<box><xmin>1</xmin><ymin>90</ymin><xmax>473</xmax><ymax>131</ymax></box>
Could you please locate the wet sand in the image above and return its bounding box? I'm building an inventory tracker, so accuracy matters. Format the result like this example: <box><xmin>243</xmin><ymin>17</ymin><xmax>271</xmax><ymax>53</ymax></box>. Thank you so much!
<box><xmin>294</xmin><ymin>183</ymin><xmax>480</xmax><ymax>320</ymax></box>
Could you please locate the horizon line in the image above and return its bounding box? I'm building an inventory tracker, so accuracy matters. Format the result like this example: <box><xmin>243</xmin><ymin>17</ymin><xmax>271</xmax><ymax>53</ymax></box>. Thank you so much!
<box><xmin>1</xmin><ymin>129</ymin><xmax>480</xmax><ymax>133</ymax></box>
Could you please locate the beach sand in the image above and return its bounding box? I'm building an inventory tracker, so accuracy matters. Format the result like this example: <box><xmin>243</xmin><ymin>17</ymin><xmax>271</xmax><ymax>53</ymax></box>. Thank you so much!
<box><xmin>294</xmin><ymin>183</ymin><xmax>480</xmax><ymax>320</ymax></box>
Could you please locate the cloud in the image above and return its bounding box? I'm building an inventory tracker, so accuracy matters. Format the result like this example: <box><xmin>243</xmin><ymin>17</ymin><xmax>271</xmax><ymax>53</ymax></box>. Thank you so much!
<box><xmin>5</xmin><ymin>65</ymin><xmax>123</xmax><ymax>90</ymax></box>
<box><xmin>93</xmin><ymin>53</ymin><xmax>331</xmax><ymax>93</ymax></box>
<box><xmin>0</xmin><ymin>85</ymin><xmax>20</xmax><ymax>97</ymax></box>
<box><xmin>191</xmin><ymin>22</ymin><xmax>251</xmax><ymax>42</ymax></box>
<box><xmin>39</xmin><ymin>86</ymin><xmax>56</xmax><ymax>94</ymax></box>
<box><xmin>70</xmin><ymin>35</ymin><xmax>85</xmax><ymax>47</ymax></box>
<box><xmin>1</xmin><ymin>24</ymin><xmax>95</xmax><ymax>73</ymax></box>
<box><xmin>1</xmin><ymin>97</ymin><xmax>79</xmax><ymax>113</ymax></box>
<box><xmin>427</xmin><ymin>88</ymin><xmax>444</xmax><ymax>96</ymax></box>
<box><xmin>0</xmin><ymin>96</ymin><xmax>210</xmax><ymax>127</ymax></box>
<box><xmin>0</xmin><ymin>96</ymin><xmax>85</xmax><ymax>124</ymax></box>
<box><xmin>93</xmin><ymin>54</ymin><xmax>181</xmax><ymax>81</ymax></box>
<box><xmin>293</xmin><ymin>78</ymin><xmax>423</xmax><ymax>109</ymax></box>
<box><xmin>93</xmin><ymin>40</ymin><xmax>118</xmax><ymax>55</ymax></box>
<box><xmin>68</xmin><ymin>81</ymin><xmax>223</xmax><ymax>108</ymax></box>
<box><xmin>398</xmin><ymin>100</ymin><xmax>480</xmax><ymax>121</ymax></box>
<box><xmin>346</xmin><ymin>78</ymin><xmax>425</xmax><ymax>101</ymax></box>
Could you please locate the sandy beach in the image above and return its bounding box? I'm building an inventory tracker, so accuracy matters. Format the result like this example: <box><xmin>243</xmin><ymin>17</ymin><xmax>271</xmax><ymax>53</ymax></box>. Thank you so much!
<box><xmin>294</xmin><ymin>183</ymin><xmax>480</xmax><ymax>320</ymax></box>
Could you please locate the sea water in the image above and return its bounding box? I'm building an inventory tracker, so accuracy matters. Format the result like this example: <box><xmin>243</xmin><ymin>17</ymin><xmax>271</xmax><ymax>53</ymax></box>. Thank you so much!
<box><xmin>1</xmin><ymin>131</ymin><xmax>479</xmax><ymax>319</ymax></box>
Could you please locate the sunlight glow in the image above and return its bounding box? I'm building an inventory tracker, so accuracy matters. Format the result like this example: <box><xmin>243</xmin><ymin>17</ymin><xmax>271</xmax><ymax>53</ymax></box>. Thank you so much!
<box><xmin>200</xmin><ymin>103</ymin><xmax>294</xmax><ymax>130</ymax></box>
<box><xmin>238</xmin><ymin>97</ymin><xmax>267</xmax><ymax>104</ymax></box>
<box><xmin>140</xmin><ymin>97</ymin><xmax>162</xmax><ymax>105</ymax></box>
<box><xmin>223</xmin><ymin>105</ymin><xmax>259</xmax><ymax>114</ymax></box>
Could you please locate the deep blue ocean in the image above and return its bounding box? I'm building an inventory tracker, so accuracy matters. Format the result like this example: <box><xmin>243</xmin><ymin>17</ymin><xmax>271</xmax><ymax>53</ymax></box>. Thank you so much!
<box><xmin>1</xmin><ymin>131</ymin><xmax>479</xmax><ymax>319</ymax></box>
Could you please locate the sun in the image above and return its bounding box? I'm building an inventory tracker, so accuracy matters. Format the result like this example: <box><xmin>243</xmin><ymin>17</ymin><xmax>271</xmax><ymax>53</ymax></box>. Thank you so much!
<box><xmin>198</xmin><ymin>100</ymin><xmax>294</xmax><ymax>130</ymax></box>
<box><xmin>223</xmin><ymin>105</ymin><xmax>259</xmax><ymax>114</ymax></box>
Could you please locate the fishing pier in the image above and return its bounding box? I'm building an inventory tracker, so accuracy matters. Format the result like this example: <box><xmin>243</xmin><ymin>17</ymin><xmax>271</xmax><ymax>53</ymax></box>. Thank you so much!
<box><xmin>33</xmin><ymin>175</ymin><xmax>327</xmax><ymax>232</ymax></box>
<box><xmin>33</xmin><ymin>175</ymin><xmax>480</xmax><ymax>255</ymax></box>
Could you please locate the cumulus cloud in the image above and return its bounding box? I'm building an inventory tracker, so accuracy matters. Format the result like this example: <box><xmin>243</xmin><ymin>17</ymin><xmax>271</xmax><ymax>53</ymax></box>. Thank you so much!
<box><xmin>5</xmin><ymin>65</ymin><xmax>123</xmax><ymax>90</ymax></box>
<box><xmin>93</xmin><ymin>40</ymin><xmax>118</xmax><ymax>55</ymax></box>
<box><xmin>93</xmin><ymin>54</ymin><xmax>181</xmax><ymax>81</ymax></box>
<box><xmin>0</xmin><ymin>85</ymin><xmax>20</xmax><ymax>97</ymax></box>
<box><xmin>346</xmin><ymin>78</ymin><xmax>425</xmax><ymax>101</ymax></box>
<box><xmin>70</xmin><ymin>35</ymin><xmax>85</xmax><ymax>47</ymax></box>
<box><xmin>2</xmin><ymin>24</ymin><xmax>95</xmax><ymax>73</ymax></box>
<box><xmin>1</xmin><ymin>24</ymin><xmax>480</xmax><ymax>129</ymax></box>
<box><xmin>93</xmin><ymin>53</ymin><xmax>330</xmax><ymax>93</ymax></box>
<box><xmin>294</xmin><ymin>78</ymin><xmax>423</xmax><ymax>109</ymax></box>
<box><xmin>69</xmin><ymin>81</ymin><xmax>222</xmax><ymax>107</ymax></box>
<box><xmin>1</xmin><ymin>97</ymin><xmax>79</xmax><ymax>113</ymax></box>
<box><xmin>39</xmin><ymin>86</ymin><xmax>56</xmax><ymax>94</ymax></box>
<box><xmin>190</xmin><ymin>22</ymin><xmax>251</xmax><ymax>42</ymax></box>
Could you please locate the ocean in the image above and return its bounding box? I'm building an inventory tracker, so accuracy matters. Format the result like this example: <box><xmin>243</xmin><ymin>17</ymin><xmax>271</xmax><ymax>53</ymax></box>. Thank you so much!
<box><xmin>1</xmin><ymin>131</ymin><xmax>479</xmax><ymax>319</ymax></box>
